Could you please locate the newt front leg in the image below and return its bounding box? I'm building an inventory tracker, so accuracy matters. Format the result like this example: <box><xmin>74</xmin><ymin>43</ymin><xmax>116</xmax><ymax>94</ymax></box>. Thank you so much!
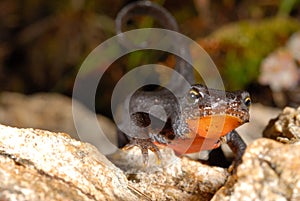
<box><xmin>123</xmin><ymin>137</ymin><xmax>162</xmax><ymax>166</ymax></box>
<box><xmin>224</xmin><ymin>130</ymin><xmax>247</xmax><ymax>172</ymax></box>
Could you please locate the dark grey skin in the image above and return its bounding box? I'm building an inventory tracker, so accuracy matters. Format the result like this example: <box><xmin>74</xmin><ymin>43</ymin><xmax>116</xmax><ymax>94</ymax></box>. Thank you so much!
<box><xmin>126</xmin><ymin>84</ymin><xmax>250</xmax><ymax>164</ymax></box>
<box><xmin>116</xmin><ymin>1</ymin><xmax>249</xmax><ymax>166</ymax></box>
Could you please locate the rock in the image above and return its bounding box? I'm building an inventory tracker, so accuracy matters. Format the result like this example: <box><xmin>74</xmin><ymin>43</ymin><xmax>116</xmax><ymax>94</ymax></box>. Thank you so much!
<box><xmin>109</xmin><ymin>146</ymin><xmax>229</xmax><ymax>201</ymax></box>
<box><xmin>0</xmin><ymin>154</ymin><xmax>94</xmax><ymax>201</ymax></box>
<box><xmin>0</xmin><ymin>124</ymin><xmax>229</xmax><ymax>200</ymax></box>
<box><xmin>212</xmin><ymin>138</ymin><xmax>300</xmax><ymax>201</ymax></box>
<box><xmin>0</xmin><ymin>92</ymin><xmax>118</xmax><ymax>154</ymax></box>
<box><xmin>0</xmin><ymin>124</ymin><xmax>138</xmax><ymax>201</ymax></box>
<box><xmin>263</xmin><ymin>106</ymin><xmax>300</xmax><ymax>143</ymax></box>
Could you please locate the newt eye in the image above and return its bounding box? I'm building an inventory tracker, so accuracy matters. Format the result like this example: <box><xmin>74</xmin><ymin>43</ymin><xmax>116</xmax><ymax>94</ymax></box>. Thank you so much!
<box><xmin>244</xmin><ymin>96</ymin><xmax>251</xmax><ymax>107</ymax></box>
<box><xmin>188</xmin><ymin>87</ymin><xmax>203</xmax><ymax>102</ymax></box>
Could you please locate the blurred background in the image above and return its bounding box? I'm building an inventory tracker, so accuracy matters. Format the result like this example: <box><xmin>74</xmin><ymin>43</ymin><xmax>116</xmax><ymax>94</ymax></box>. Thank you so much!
<box><xmin>1</xmin><ymin>0</ymin><xmax>300</xmax><ymax>119</ymax></box>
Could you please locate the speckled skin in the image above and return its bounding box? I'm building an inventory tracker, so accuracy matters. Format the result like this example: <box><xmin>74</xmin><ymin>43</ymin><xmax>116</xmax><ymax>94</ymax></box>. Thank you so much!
<box><xmin>124</xmin><ymin>84</ymin><xmax>250</xmax><ymax>164</ymax></box>
<box><xmin>116</xmin><ymin>1</ymin><xmax>250</xmax><ymax>165</ymax></box>
<box><xmin>129</xmin><ymin>85</ymin><xmax>250</xmax><ymax>143</ymax></box>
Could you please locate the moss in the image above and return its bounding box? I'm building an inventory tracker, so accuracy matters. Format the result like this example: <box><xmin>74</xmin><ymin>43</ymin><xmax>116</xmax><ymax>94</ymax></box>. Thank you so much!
<box><xmin>203</xmin><ymin>17</ymin><xmax>300</xmax><ymax>90</ymax></box>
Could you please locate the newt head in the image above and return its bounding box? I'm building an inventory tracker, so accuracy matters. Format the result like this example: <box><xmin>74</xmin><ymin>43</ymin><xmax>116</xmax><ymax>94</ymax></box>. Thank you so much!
<box><xmin>165</xmin><ymin>84</ymin><xmax>251</xmax><ymax>154</ymax></box>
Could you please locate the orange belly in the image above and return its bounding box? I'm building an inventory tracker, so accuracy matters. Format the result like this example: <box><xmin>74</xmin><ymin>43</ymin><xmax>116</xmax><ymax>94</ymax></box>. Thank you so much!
<box><xmin>155</xmin><ymin>115</ymin><xmax>243</xmax><ymax>154</ymax></box>
<box><xmin>164</xmin><ymin>135</ymin><xmax>220</xmax><ymax>154</ymax></box>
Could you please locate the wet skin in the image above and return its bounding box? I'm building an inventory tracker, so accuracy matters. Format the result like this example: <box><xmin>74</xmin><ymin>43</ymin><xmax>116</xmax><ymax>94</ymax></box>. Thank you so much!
<box><xmin>125</xmin><ymin>84</ymin><xmax>250</xmax><ymax>164</ymax></box>
<box><xmin>116</xmin><ymin>1</ymin><xmax>251</xmax><ymax>165</ymax></box>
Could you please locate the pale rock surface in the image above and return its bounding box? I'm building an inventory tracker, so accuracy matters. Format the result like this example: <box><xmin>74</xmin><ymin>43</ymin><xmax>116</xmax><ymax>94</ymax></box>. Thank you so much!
<box><xmin>0</xmin><ymin>154</ymin><xmax>94</xmax><ymax>201</ymax></box>
<box><xmin>212</xmin><ymin>138</ymin><xmax>300</xmax><ymax>201</ymax></box>
<box><xmin>263</xmin><ymin>106</ymin><xmax>300</xmax><ymax>143</ymax></box>
<box><xmin>109</xmin><ymin>147</ymin><xmax>229</xmax><ymax>201</ymax></box>
<box><xmin>0</xmin><ymin>124</ymin><xmax>138</xmax><ymax>201</ymax></box>
<box><xmin>0</xmin><ymin>124</ymin><xmax>230</xmax><ymax>201</ymax></box>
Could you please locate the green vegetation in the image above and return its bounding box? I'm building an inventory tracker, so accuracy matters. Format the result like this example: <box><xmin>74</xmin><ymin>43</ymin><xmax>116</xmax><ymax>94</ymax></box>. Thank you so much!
<box><xmin>204</xmin><ymin>17</ymin><xmax>300</xmax><ymax>90</ymax></box>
